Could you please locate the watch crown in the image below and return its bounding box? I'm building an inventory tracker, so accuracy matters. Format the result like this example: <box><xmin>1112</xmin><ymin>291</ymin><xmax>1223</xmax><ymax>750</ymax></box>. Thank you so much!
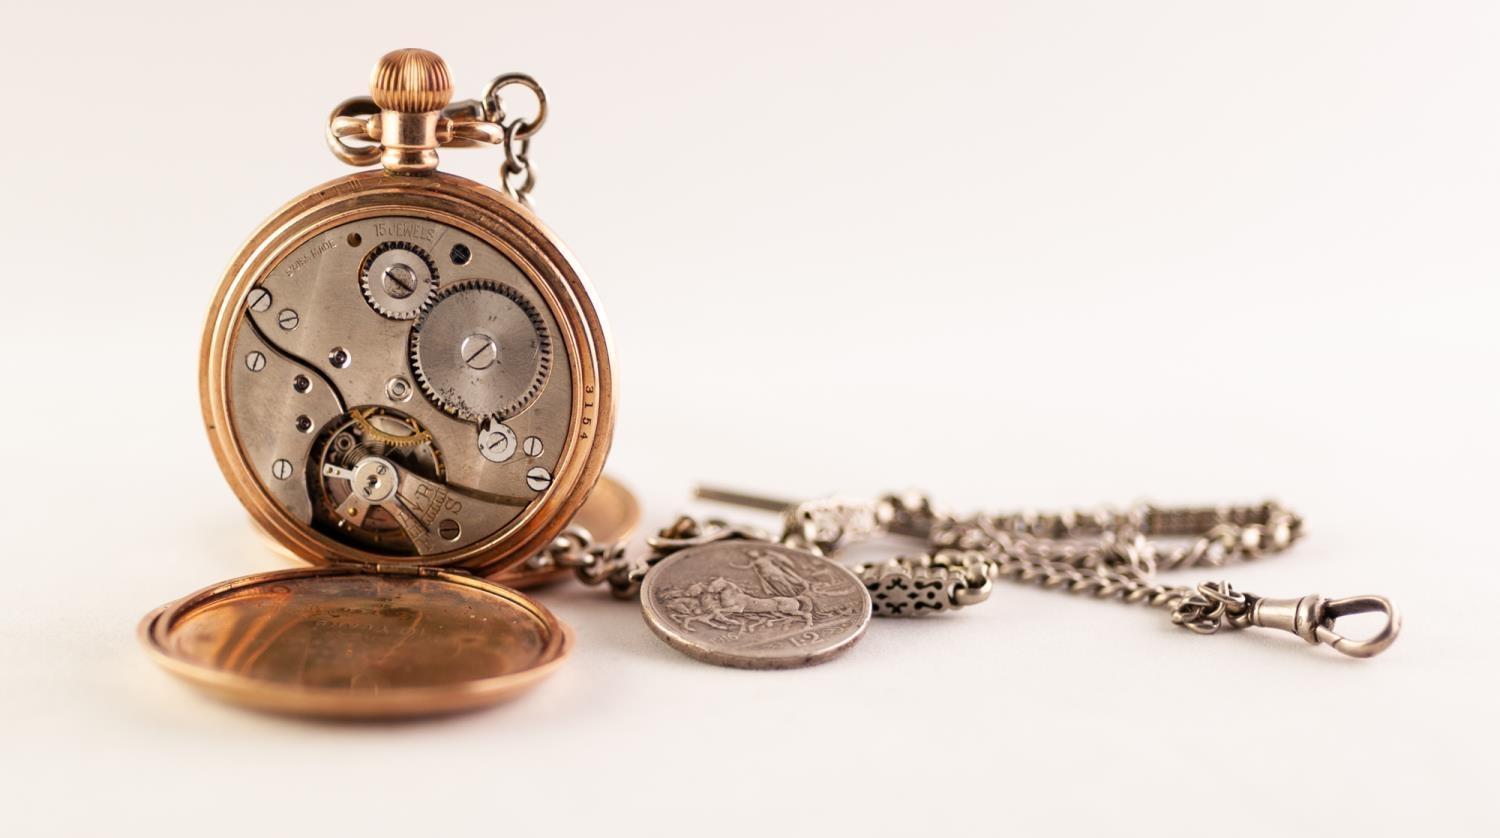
<box><xmin>370</xmin><ymin>48</ymin><xmax>453</xmax><ymax>113</ymax></box>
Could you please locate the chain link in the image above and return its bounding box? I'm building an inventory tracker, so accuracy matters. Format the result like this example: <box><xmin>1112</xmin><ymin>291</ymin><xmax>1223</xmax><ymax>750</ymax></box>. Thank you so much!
<box><xmin>536</xmin><ymin>489</ymin><xmax>1397</xmax><ymax>657</ymax></box>
<box><xmin>543</xmin><ymin>494</ymin><xmax>1300</xmax><ymax>623</ymax></box>
<box><xmin>535</xmin><ymin>525</ymin><xmax>641</xmax><ymax>598</ymax></box>
<box><xmin>532</xmin><ymin>515</ymin><xmax>766</xmax><ymax>599</ymax></box>
<box><xmin>866</xmin><ymin>493</ymin><xmax>1304</xmax><ymax>630</ymax></box>
<box><xmin>483</xmin><ymin>73</ymin><xmax>547</xmax><ymax>204</ymax></box>
<box><xmin>1171</xmin><ymin>581</ymin><xmax>1251</xmax><ymax>634</ymax></box>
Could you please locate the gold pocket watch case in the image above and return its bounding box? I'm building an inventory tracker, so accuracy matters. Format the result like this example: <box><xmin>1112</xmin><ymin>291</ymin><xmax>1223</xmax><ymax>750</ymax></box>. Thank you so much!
<box><xmin>140</xmin><ymin>567</ymin><xmax>572</xmax><ymax>718</ymax></box>
<box><xmin>143</xmin><ymin>49</ymin><xmax>615</xmax><ymax>718</ymax></box>
<box><xmin>202</xmin><ymin>169</ymin><xmax>610</xmax><ymax>572</ymax></box>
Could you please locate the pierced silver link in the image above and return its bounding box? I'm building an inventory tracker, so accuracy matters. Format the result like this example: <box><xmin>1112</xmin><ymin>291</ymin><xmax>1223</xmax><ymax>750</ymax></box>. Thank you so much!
<box><xmin>855</xmin><ymin>553</ymin><xmax>981</xmax><ymax>617</ymax></box>
<box><xmin>615</xmin><ymin>488</ymin><xmax>1392</xmax><ymax>656</ymax></box>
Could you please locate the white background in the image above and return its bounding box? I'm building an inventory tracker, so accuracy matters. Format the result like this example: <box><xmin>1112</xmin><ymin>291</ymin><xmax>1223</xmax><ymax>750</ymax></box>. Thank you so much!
<box><xmin>2</xmin><ymin>1</ymin><xmax>1496</xmax><ymax>835</ymax></box>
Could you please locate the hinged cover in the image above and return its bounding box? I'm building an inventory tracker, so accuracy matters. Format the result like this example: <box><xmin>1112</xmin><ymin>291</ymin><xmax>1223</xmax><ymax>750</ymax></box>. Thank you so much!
<box><xmin>140</xmin><ymin>565</ymin><xmax>570</xmax><ymax>718</ymax></box>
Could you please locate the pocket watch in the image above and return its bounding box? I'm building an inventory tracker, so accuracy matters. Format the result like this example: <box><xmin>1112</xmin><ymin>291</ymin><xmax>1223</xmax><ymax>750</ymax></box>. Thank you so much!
<box><xmin>141</xmin><ymin>49</ymin><xmax>616</xmax><ymax>718</ymax></box>
<box><xmin>140</xmin><ymin>50</ymin><xmax>1401</xmax><ymax>722</ymax></box>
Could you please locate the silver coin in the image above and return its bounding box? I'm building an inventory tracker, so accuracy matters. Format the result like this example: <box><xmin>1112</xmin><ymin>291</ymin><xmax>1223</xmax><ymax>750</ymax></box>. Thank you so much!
<box><xmin>640</xmin><ymin>541</ymin><xmax>871</xmax><ymax>669</ymax></box>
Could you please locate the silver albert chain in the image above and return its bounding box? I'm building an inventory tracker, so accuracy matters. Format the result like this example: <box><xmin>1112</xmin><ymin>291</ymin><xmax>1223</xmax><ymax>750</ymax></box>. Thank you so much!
<box><xmin>526</xmin><ymin>488</ymin><xmax>1401</xmax><ymax>668</ymax></box>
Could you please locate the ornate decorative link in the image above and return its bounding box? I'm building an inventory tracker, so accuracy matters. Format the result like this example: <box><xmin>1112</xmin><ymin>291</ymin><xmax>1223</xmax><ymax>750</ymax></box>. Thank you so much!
<box><xmin>880</xmin><ymin>494</ymin><xmax>1303</xmax><ymax>617</ymax></box>
<box><xmin>855</xmin><ymin>552</ymin><xmax>993</xmax><ymax>617</ymax></box>
<box><xmin>550</xmin><ymin>488</ymin><xmax>1400</xmax><ymax>657</ymax></box>
<box><xmin>858</xmin><ymin>493</ymin><xmax>1399</xmax><ymax>656</ymax></box>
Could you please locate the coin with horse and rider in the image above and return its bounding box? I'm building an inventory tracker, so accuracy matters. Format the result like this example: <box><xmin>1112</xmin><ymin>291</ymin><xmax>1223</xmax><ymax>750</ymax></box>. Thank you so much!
<box><xmin>639</xmin><ymin>540</ymin><xmax>872</xmax><ymax>669</ymax></box>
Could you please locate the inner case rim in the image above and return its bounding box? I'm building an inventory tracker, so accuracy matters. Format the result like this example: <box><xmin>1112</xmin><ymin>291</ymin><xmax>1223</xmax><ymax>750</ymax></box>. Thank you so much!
<box><xmin>140</xmin><ymin>565</ymin><xmax>572</xmax><ymax>718</ymax></box>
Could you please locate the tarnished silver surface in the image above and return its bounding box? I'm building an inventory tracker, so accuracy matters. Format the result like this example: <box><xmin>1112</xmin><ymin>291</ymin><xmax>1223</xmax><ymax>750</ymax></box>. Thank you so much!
<box><xmin>229</xmin><ymin>319</ymin><xmax>344</xmax><ymax>523</ymax></box>
<box><xmin>360</xmin><ymin>241</ymin><xmax>437</xmax><ymax>319</ymax></box>
<box><xmin>854</xmin><ymin>492</ymin><xmax>1399</xmax><ymax>658</ymax></box>
<box><xmin>640</xmin><ymin>541</ymin><xmax>871</xmax><ymax>669</ymax></box>
<box><xmin>476</xmin><ymin>418</ymin><xmax>518</xmax><ymax>463</ymax></box>
<box><xmin>229</xmin><ymin>214</ymin><xmax>574</xmax><ymax>555</ymax></box>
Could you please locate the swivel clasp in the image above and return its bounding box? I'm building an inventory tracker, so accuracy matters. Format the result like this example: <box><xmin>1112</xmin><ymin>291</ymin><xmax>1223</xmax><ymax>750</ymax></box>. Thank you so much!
<box><xmin>1245</xmin><ymin>593</ymin><xmax>1402</xmax><ymax>658</ymax></box>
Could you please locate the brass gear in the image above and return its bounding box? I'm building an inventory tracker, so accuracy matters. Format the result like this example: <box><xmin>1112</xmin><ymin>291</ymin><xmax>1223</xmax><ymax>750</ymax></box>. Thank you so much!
<box><xmin>349</xmin><ymin>406</ymin><xmax>432</xmax><ymax>448</ymax></box>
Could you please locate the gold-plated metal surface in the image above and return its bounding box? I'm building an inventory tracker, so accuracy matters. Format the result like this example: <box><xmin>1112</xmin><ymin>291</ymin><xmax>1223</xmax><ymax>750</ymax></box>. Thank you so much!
<box><xmin>326</xmin><ymin>50</ymin><xmax>548</xmax><ymax>201</ymax></box>
<box><xmin>201</xmin><ymin>170</ymin><xmax>613</xmax><ymax>578</ymax></box>
<box><xmin>571</xmin><ymin>474</ymin><xmax>641</xmax><ymax>544</ymax></box>
<box><xmin>370</xmin><ymin>48</ymin><xmax>451</xmax><ymax>173</ymax></box>
<box><xmin>141</xmin><ymin>566</ymin><xmax>571</xmax><ymax>718</ymax></box>
<box><xmin>370</xmin><ymin>48</ymin><xmax>453</xmax><ymax>113</ymax></box>
<box><xmin>150</xmin><ymin>49</ymin><xmax>613</xmax><ymax>717</ymax></box>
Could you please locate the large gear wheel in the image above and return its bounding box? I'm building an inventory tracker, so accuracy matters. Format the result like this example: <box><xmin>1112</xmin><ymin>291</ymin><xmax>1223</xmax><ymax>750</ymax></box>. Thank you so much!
<box><xmin>359</xmin><ymin>241</ymin><xmax>438</xmax><ymax>320</ymax></box>
<box><xmin>409</xmin><ymin>278</ymin><xmax>552</xmax><ymax>421</ymax></box>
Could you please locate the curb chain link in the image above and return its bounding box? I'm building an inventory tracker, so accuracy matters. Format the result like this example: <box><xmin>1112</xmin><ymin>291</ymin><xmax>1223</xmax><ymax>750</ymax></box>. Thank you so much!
<box><xmin>871</xmin><ymin>493</ymin><xmax>1303</xmax><ymax>630</ymax></box>
<box><xmin>535</xmin><ymin>494</ymin><xmax>1303</xmax><ymax>626</ymax></box>
<box><xmin>530</xmin><ymin>490</ymin><xmax>1397</xmax><ymax>656</ymax></box>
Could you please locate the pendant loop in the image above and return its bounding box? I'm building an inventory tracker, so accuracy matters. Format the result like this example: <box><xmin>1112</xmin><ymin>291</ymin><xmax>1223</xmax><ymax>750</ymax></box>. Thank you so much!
<box><xmin>1246</xmin><ymin>593</ymin><xmax>1402</xmax><ymax>658</ymax></box>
